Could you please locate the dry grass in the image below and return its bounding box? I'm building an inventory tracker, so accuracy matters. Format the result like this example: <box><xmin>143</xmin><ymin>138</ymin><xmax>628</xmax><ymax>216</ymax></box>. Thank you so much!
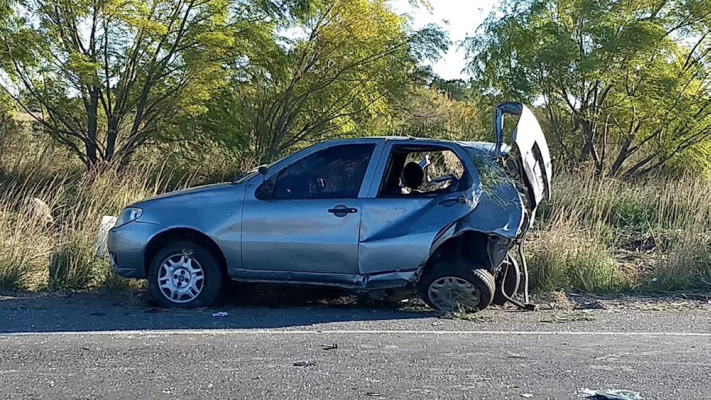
<box><xmin>0</xmin><ymin>122</ymin><xmax>245</xmax><ymax>292</ymax></box>
<box><xmin>531</xmin><ymin>171</ymin><xmax>711</xmax><ymax>293</ymax></box>
<box><xmin>528</xmin><ymin>216</ymin><xmax>630</xmax><ymax>293</ymax></box>
<box><xmin>0</xmin><ymin>166</ymin><xmax>190</xmax><ymax>291</ymax></box>
<box><xmin>0</xmin><ymin>122</ymin><xmax>709</xmax><ymax>294</ymax></box>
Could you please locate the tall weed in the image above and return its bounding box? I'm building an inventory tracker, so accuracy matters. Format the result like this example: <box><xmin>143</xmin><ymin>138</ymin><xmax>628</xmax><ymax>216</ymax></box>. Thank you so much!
<box><xmin>0</xmin><ymin>165</ymin><xmax>187</xmax><ymax>291</ymax></box>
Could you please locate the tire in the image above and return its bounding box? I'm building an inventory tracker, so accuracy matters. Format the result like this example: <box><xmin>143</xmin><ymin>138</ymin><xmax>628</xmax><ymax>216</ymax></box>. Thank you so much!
<box><xmin>493</xmin><ymin>255</ymin><xmax>521</xmax><ymax>306</ymax></box>
<box><xmin>147</xmin><ymin>241</ymin><xmax>225</xmax><ymax>308</ymax></box>
<box><xmin>418</xmin><ymin>261</ymin><xmax>495</xmax><ymax>312</ymax></box>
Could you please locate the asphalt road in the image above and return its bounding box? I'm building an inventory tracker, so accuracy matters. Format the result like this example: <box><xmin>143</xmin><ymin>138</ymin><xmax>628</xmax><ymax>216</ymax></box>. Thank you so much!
<box><xmin>0</xmin><ymin>290</ymin><xmax>709</xmax><ymax>399</ymax></box>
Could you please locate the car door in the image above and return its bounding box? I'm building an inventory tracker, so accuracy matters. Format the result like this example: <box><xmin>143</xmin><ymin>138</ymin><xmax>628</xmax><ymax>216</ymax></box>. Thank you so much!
<box><xmin>241</xmin><ymin>142</ymin><xmax>382</xmax><ymax>274</ymax></box>
<box><xmin>358</xmin><ymin>142</ymin><xmax>479</xmax><ymax>275</ymax></box>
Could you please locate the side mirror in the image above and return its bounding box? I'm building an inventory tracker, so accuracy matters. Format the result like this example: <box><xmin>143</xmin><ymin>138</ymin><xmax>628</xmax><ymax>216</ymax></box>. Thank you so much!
<box><xmin>258</xmin><ymin>166</ymin><xmax>268</xmax><ymax>176</ymax></box>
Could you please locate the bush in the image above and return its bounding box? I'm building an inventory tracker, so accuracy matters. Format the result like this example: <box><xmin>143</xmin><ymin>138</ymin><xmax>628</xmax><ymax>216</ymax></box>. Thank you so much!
<box><xmin>528</xmin><ymin>217</ymin><xmax>631</xmax><ymax>293</ymax></box>
<box><xmin>650</xmin><ymin>231</ymin><xmax>711</xmax><ymax>291</ymax></box>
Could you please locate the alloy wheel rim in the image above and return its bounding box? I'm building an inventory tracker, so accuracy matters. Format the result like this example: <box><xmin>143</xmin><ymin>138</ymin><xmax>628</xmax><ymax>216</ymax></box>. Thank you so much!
<box><xmin>158</xmin><ymin>253</ymin><xmax>205</xmax><ymax>303</ymax></box>
<box><xmin>428</xmin><ymin>276</ymin><xmax>481</xmax><ymax>311</ymax></box>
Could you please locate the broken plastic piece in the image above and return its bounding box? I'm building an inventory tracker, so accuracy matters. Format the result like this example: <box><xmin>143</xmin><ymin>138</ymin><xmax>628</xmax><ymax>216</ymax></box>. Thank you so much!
<box><xmin>582</xmin><ymin>388</ymin><xmax>642</xmax><ymax>400</ymax></box>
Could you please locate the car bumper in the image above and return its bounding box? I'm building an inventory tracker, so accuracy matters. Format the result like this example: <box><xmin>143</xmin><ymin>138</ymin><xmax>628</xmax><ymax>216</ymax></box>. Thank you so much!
<box><xmin>107</xmin><ymin>221</ymin><xmax>166</xmax><ymax>279</ymax></box>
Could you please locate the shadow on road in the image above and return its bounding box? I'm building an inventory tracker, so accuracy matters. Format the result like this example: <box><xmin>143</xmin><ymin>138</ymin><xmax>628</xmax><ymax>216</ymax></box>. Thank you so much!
<box><xmin>0</xmin><ymin>284</ymin><xmax>434</xmax><ymax>334</ymax></box>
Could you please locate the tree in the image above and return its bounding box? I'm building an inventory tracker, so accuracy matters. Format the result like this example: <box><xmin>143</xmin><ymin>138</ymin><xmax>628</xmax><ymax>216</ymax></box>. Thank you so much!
<box><xmin>465</xmin><ymin>0</ymin><xmax>711</xmax><ymax>178</ymax></box>
<box><xmin>196</xmin><ymin>0</ymin><xmax>448</xmax><ymax>163</ymax></box>
<box><xmin>387</xmin><ymin>86</ymin><xmax>484</xmax><ymax>141</ymax></box>
<box><xmin>0</xmin><ymin>0</ymin><xmax>234</xmax><ymax>168</ymax></box>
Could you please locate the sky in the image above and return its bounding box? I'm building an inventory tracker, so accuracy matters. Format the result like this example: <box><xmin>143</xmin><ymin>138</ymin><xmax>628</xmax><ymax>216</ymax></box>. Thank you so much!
<box><xmin>390</xmin><ymin>0</ymin><xmax>499</xmax><ymax>80</ymax></box>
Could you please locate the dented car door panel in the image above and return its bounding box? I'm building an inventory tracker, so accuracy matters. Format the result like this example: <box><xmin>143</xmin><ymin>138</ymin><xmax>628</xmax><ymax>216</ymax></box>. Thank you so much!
<box><xmin>358</xmin><ymin>196</ymin><xmax>476</xmax><ymax>275</ymax></box>
<box><xmin>241</xmin><ymin>197</ymin><xmax>366</xmax><ymax>274</ymax></box>
<box><xmin>358</xmin><ymin>141</ymin><xmax>481</xmax><ymax>276</ymax></box>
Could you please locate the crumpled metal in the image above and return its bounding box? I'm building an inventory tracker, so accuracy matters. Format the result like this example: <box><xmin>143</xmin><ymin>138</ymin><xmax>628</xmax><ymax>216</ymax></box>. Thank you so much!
<box><xmin>582</xmin><ymin>388</ymin><xmax>642</xmax><ymax>400</ymax></box>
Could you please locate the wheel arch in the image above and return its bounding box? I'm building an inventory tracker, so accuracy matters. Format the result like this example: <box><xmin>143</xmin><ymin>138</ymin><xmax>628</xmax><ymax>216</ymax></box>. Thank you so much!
<box><xmin>422</xmin><ymin>229</ymin><xmax>512</xmax><ymax>276</ymax></box>
<box><xmin>144</xmin><ymin>227</ymin><xmax>229</xmax><ymax>277</ymax></box>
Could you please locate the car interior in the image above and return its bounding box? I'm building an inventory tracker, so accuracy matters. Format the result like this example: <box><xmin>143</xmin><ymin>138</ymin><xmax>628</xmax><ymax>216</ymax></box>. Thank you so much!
<box><xmin>378</xmin><ymin>146</ymin><xmax>469</xmax><ymax>197</ymax></box>
<box><xmin>257</xmin><ymin>144</ymin><xmax>471</xmax><ymax>201</ymax></box>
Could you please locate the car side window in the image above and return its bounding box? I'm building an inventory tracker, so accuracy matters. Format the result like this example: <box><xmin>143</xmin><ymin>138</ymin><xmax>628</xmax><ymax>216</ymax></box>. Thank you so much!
<box><xmin>378</xmin><ymin>146</ymin><xmax>469</xmax><ymax>198</ymax></box>
<box><xmin>267</xmin><ymin>144</ymin><xmax>375</xmax><ymax>200</ymax></box>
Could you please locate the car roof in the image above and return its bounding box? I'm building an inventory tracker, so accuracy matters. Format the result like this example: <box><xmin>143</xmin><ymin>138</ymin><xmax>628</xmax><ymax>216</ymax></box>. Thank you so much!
<box><xmin>322</xmin><ymin>136</ymin><xmax>499</xmax><ymax>150</ymax></box>
<box><xmin>323</xmin><ymin>136</ymin><xmax>469</xmax><ymax>146</ymax></box>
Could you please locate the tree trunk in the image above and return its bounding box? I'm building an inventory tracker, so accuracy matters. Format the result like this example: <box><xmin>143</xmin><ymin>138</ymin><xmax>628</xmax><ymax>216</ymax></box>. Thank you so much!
<box><xmin>106</xmin><ymin>115</ymin><xmax>119</xmax><ymax>164</ymax></box>
<box><xmin>85</xmin><ymin>89</ymin><xmax>100</xmax><ymax>168</ymax></box>
<box><xmin>607</xmin><ymin>138</ymin><xmax>633</xmax><ymax>178</ymax></box>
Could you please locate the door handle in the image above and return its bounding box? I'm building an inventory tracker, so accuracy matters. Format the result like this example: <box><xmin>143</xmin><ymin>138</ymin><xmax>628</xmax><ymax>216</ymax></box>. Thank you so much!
<box><xmin>438</xmin><ymin>196</ymin><xmax>467</xmax><ymax>206</ymax></box>
<box><xmin>328</xmin><ymin>205</ymin><xmax>358</xmax><ymax>216</ymax></box>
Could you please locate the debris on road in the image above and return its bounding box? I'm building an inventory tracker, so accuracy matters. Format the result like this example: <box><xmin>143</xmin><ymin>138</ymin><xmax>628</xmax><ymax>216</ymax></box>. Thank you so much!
<box><xmin>211</xmin><ymin>312</ymin><xmax>229</xmax><ymax>317</ymax></box>
<box><xmin>521</xmin><ymin>394</ymin><xmax>533</xmax><ymax>398</ymax></box>
<box><xmin>582</xmin><ymin>388</ymin><xmax>642</xmax><ymax>400</ymax></box>
<box><xmin>293</xmin><ymin>361</ymin><xmax>315</xmax><ymax>367</ymax></box>
<box><xmin>321</xmin><ymin>343</ymin><xmax>338</xmax><ymax>350</ymax></box>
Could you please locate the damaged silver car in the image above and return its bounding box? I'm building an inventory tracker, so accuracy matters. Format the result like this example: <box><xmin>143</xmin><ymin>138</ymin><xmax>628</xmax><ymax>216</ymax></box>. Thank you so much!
<box><xmin>107</xmin><ymin>102</ymin><xmax>552</xmax><ymax>312</ymax></box>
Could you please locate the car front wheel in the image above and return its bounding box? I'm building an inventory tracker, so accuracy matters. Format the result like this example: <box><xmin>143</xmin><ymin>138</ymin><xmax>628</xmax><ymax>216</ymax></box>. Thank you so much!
<box><xmin>148</xmin><ymin>241</ymin><xmax>224</xmax><ymax>308</ymax></box>
<box><xmin>418</xmin><ymin>261</ymin><xmax>495</xmax><ymax>313</ymax></box>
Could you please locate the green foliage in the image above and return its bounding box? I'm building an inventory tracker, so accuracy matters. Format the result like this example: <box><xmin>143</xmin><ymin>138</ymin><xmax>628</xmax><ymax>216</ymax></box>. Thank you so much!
<box><xmin>0</xmin><ymin>92</ymin><xmax>17</xmax><ymax>154</ymax></box>
<box><xmin>387</xmin><ymin>87</ymin><xmax>485</xmax><ymax>140</ymax></box>
<box><xmin>0</xmin><ymin>0</ymin><xmax>449</xmax><ymax>166</ymax></box>
<box><xmin>608</xmin><ymin>195</ymin><xmax>657</xmax><ymax>232</ymax></box>
<box><xmin>193</xmin><ymin>0</ymin><xmax>448</xmax><ymax>162</ymax></box>
<box><xmin>0</xmin><ymin>0</ymin><xmax>237</xmax><ymax>168</ymax></box>
<box><xmin>466</xmin><ymin>0</ymin><xmax>711</xmax><ymax>178</ymax></box>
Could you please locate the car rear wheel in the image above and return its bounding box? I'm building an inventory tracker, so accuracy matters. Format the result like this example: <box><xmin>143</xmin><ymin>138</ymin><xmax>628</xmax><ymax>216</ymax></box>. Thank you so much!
<box><xmin>418</xmin><ymin>261</ymin><xmax>495</xmax><ymax>313</ymax></box>
<box><xmin>148</xmin><ymin>241</ymin><xmax>224</xmax><ymax>308</ymax></box>
<box><xmin>493</xmin><ymin>254</ymin><xmax>521</xmax><ymax>306</ymax></box>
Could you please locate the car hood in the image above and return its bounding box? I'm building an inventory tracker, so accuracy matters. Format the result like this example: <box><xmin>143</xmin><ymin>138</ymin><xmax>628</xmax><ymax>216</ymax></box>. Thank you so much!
<box><xmin>132</xmin><ymin>182</ymin><xmax>236</xmax><ymax>207</ymax></box>
<box><xmin>495</xmin><ymin>103</ymin><xmax>552</xmax><ymax>206</ymax></box>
